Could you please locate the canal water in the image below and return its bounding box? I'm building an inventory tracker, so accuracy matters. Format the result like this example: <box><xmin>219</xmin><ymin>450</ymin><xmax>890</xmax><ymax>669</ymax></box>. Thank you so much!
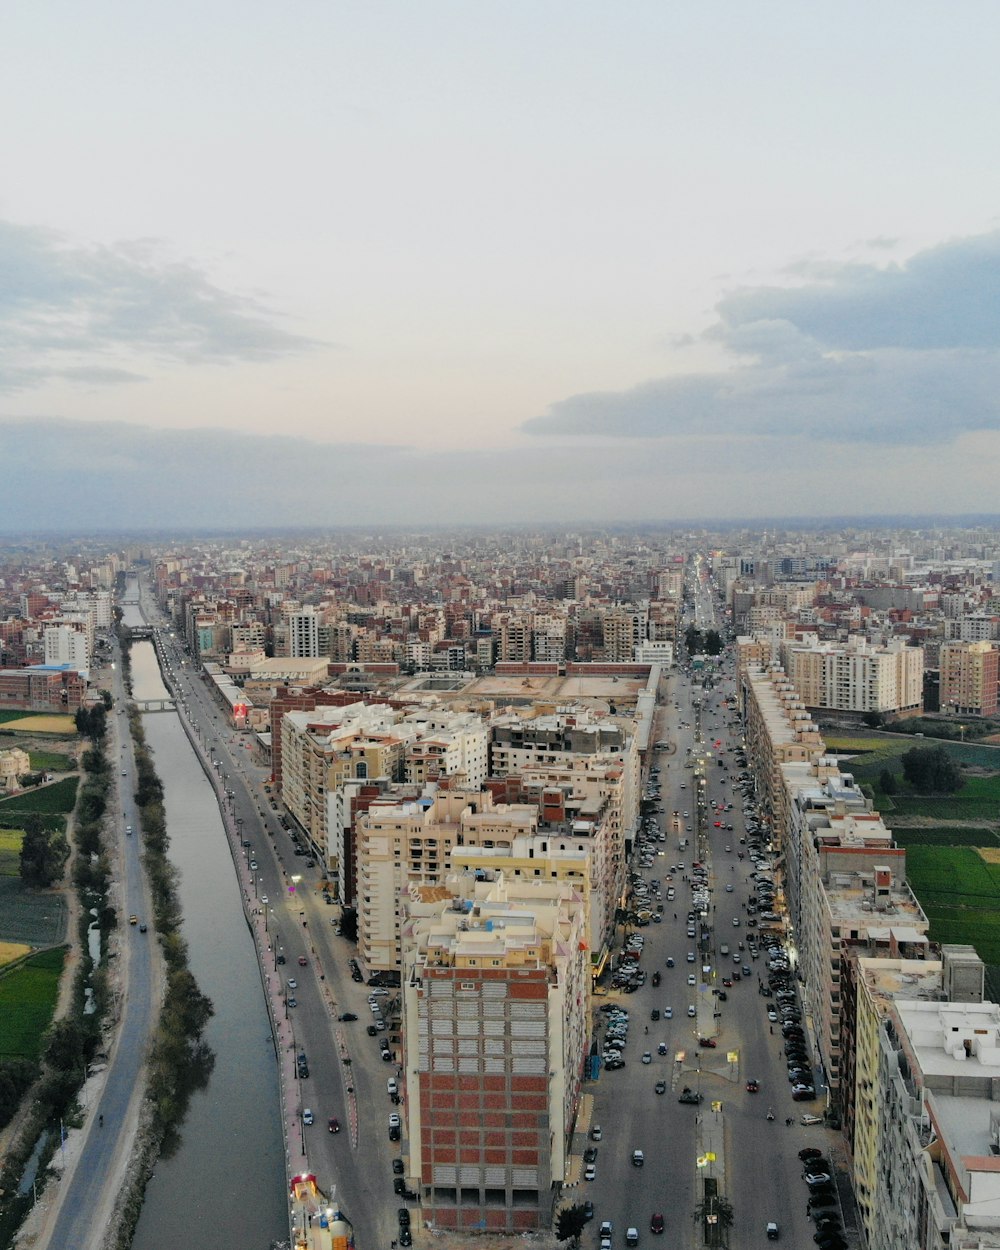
<box><xmin>122</xmin><ymin>598</ymin><xmax>288</xmax><ymax>1249</ymax></box>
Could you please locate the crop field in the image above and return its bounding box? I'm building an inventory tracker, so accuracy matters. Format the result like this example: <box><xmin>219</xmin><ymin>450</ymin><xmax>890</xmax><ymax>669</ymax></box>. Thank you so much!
<box><xmin>28</xmin><ymin>750</ymin><xmax>75</xmax><ymax>772</ymax></box>
<box><xmin>0</xmin><ymin>946</ymin><xmax>66</xmax><ymax>1060</ymax></box>
<box><xmin>892</xmin><ymin>826</ymin><xmax>999</xmax><ymax>847</ymax></box>
<box><xmin>0</xmin><ymin>776</ymin><xmax>78</xmax><ymax>815</ymax></box>
<box><xmin>0</xmin><ymin>941</ymin><xmax>31</xmax><ymax>967</ymax></box>
<box><xmin>0</xmin><ymin>827</ymin><xmax>22</xmax><ymax>876</ymax></box>
<box><xmin>0</xmin><ymin>712</ymin><xmax>32</xmax><ymax>726</ymax></box>
<box><xmin>0</xmin><ymin>877</ymin><xmax>67</xmax><ymax>945</ymax></box>
<box><xmin>883</xmin><ymin>796</ymin><xmax>1000</xmax><ymax>822</ymax></box>
<box><xmin>0</xmin><ymin>714</ymin><xmax>77</xmax><ymax>735</ymax></box>
<box><xmin>905</xmin><ymin>846</ymin><xmax>1000</xmax><ymax>966</ymax></box>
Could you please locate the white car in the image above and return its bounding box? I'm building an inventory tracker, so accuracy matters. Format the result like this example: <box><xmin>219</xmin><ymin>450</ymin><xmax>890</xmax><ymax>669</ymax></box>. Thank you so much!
<box><xmin>687</xmin><ymin>1005</ymin><xmax>696</xmax><ymax>1017</ymax></box>
<box><xmin>641</xmin><ymin>1051</ymin><xmax>652</xmax><ymax>1064</ymax></box>
<box><xmin>585</xmin><ymin>1163</ymin><xmax>597</xmax><ymax>1181</ymax></box>
<box><xmin>664</xmin><ymin>1006</ymin><xmax>673</xmax><ymax>1018</ymax></box>
<box><xmin>687</xmin><ymin>973</ymin><xmax>696</xmax><ymax>986</ymax></box>
<box><xmin>687</xmin><ymin>951</ymin><xmax>695</xmax><ymax>962</ymax></box>
<box><xmin>303</xmin><ymin>1108</ymin><xmax>314</xmax><ymax>1126</ymax></box>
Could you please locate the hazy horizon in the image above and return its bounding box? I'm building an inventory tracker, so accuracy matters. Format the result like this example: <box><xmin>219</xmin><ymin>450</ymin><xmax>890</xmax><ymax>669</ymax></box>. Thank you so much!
<box><xmin>2</xmin><ymin>4</ymin><xmax>999</xmax><ymax>526</ymax></box>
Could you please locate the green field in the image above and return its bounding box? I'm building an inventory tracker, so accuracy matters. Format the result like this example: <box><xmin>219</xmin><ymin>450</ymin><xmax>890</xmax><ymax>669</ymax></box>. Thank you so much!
<box><xmin>0</xmin><ymin>711</ymin><xmax>32</xmax><ymax>726</ymax></box>
<box><xmin>883</xmin><ymin>795</ymin><xmax>1000</xmax><ymax>821</ymax></box>
<box><xmin>28</xmin><ymin>750</ymin><xmax>75</xmax><ymax>773</ymax></box>
<box><xmin>905</xmin><ymin>846</ymin><xmax>1000</xmax><ymax>965</ymax></box>
<box><xmin>0</xmin><ymin>877</ymin><xmax>67</xmax><ymax>944</ymax></box>
<box><xmin>0</xmin><ymin>776</ymin><xmax>79</xmax><ymax>816</ymax></box>
<box><xmin>0</xmin><ymin>828</ymin><xmax>22</xmax><ymax>876</ymax></box>
<box><xmin>893</xmin><ymin>826</ymin><xmax>1000</xmax><ymax>847</ymax></box>
<box><xmin>0</xmin><ymin>946</ymin><xmax>66</xmax><ymax>1060</ymax></box>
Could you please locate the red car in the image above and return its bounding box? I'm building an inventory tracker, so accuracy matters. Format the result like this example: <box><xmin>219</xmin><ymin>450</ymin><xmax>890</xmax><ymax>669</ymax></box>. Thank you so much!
<box><xmin>698</xmin><ymin>1037</ymin><xmax>717</xmax><ymax>1048</ymax></box>
<box><xmin>328</xmin><ymin>1117</ymin><xmax>340</xmax><ymax>1133</ymax></box>
<box><xmin>650</xmin><ymin>1213</ymin><xmax>665</xmax><ymax>1234</ymax></box>
<box><xmin>298</xmin><ymin>955</ymin><xmax>308</xmax><ymax>966</ymax></box>
<box><xmin>746</xmin><ymin>1080</ymin><xmax>760</xmax><ymax>1093</ymax></box>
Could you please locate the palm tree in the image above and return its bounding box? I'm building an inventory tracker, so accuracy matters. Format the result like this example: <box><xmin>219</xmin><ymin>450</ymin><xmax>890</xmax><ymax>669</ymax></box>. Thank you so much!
<box><xmin>693</xmin><ymin>1194</ymin><xmax>734</xmax><ymax>1248</ymax></box>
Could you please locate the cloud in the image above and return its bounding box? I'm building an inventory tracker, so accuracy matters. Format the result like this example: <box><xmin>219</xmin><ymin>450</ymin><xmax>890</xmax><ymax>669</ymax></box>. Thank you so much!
<box><xmin>523</xmin><ymin>228</ymin><xmax>1000</xmax><ymax>446</ymax></box>
<box><xmin>0</xmin><ymin>221</ymin><xmax>318</xmax><ymax>392</ymax></box>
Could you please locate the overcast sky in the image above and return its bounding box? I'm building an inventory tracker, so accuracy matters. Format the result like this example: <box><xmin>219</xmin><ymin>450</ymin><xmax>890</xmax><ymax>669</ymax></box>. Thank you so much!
<box><xmin>2</xmin><ymin>2</ymin><xmax>1000</xmax><ymax>527</ymax></box>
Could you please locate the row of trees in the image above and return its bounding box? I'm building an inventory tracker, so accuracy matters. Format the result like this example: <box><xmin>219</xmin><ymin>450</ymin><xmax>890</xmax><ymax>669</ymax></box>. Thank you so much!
<box><xmin>556</xmin><ymin>1193</ymin><xmax>735</xmax><ymax>1248</ymax></box>
<box><xmin>126</xmin><ymin>707</ymin><xmax>215</xmax><ymax>1149</ymax></box>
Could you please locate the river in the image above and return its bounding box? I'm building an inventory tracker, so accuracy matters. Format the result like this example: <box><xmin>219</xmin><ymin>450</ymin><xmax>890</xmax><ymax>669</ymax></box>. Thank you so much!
<box><xmin>122</xmin><ymin>593</ymin><xmax>288</xmax><ymax>1249</ymax></box>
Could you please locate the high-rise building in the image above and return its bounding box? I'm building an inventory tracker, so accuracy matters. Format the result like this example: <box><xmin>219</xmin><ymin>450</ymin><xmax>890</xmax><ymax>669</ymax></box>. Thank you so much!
<box><xmin>939</xmin><ymin>640</ymin><xmax>999</xmax><ymax>717</ymax></box>
<box><xmin>401</xmin><ymin>869</ymin><xmax>590</xmax><ymax>1233</ymax></box>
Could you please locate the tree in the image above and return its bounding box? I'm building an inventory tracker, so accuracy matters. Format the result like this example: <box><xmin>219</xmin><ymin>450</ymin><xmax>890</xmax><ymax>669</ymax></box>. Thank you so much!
<box><xmin>20</xmin><ymin>814</ymin><xmax>69</xmax><ymax>888</ymax></box>
<box><xmin>901</xmin><ymin>745</ymin><xmax>964</xmax><ymax>794</ymax></box>
<box><xmin>863</xmin><ymin>710</ymin><xmax>885</xmax><ymax>729</ymax></box>
<box><xmin>704</xmin><ymin>629</ymin><xmax>723</xmax><ymax>656</ymax></box>
<box><xmin>694</xmin><ymin>1193</ymin><xmax>734</xmax><ymax>1248</ymax></box>
<box><xmin>684</xmin><ymin>625</ymin><xmax>702</xmax><ymax>655</ymax></box>
<box><xmin>555</xmin><ymin>1204</ymin><xmax>590</xmax><ymax>1248</ymax></box>
<box><xmin>878</xmin><ymin>768</ymin><xmax>897</xmax><ymax>795</ymax></box>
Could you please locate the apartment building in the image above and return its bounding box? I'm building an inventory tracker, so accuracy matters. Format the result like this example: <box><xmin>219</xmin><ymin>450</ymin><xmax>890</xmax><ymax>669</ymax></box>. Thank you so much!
<box><xmin>356</xmin><ymin>789</ymin><xmax>539</xmax><ymax>972</ymax></box>
<box><xmin>801</xmin><ymin>846</ymin><xmax>928</xmax><ymax>1096</ymax></box>
<box><xmin>939</xmin><ymin>640</ymin><xmax>999</xmax><ymax>717</ymax></box>
<box><xmin>784</xmin><ymin>635</ymin><xmax>924</xmax><ymax>718</ymax></box>
<box><xmin>0</xmin><ymin>666</ymin><xmax>85</xmax><ymax>713</ymax></box>
<box><xmin>840</xmin><ymin>947</ymin><xmax>984</xmax><ymax>1249</ymax></box>
<box><xmin>401</xmin><ymin>869</ymin><xmax>590</xmax><ymax>1232</ymax></box>
<box><xmin>43</xmin><ymin>623</ymin><xmax>89</xmax><ymax>673</ymax></box>
<box><xmin>871</xmin><ymin>994</ymin><xmax>1000</xmax><ymax>1250</ymax></box>
<box><xmin>288</xmin><ymin>607</ymin><xmax>320</xmax><ymax>658</ymax></box>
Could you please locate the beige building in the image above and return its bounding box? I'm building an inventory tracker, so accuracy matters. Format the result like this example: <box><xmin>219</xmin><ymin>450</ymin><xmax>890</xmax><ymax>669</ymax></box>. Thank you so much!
<box><xmin>400</xmin><ymin>868</ymin><xmax>591</xmax><ymax>1232</ymax></box>
<box><xmin>940</xmin><ymin>640</ymin><xmax>999</xmax><ymax>717</ymax></box>
<box><xmin>0</xmin><ymin>747</ymin><xmax>31</xmax><ymax>791</ymax></box>
<box><xmin>783</xmin><ymin>635</ymin><xmax>924</xmax><ymax>717</ymax></box>
<box><xmin>357</xmin><ymin>789</ymin><xmax>539</xmax><ymax>972</ymax></box>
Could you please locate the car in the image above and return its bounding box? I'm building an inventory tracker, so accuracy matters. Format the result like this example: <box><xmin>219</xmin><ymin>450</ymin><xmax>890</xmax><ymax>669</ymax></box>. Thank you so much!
<box><xmin>687</xmin><ymin>951</ymin><xmax>696</xmax><ymax>962</ymax></box>
<box><xmin>801</xmin><ymin>1113</ymin><xmax>824</xmax><ymax>1126</ymax></box>
<box><xmin>698</xmin><ymin>1037</ymin><xmax>717</xmax><ymax>1048</ymax></box>
<box><xmin>687</xmin><ymin>1004</ymin><xmax>696</xmax><ymax>1017</ymax></box>
<box><xmin>793</xmin><ymin>1087</ymin><xmax>817</xmax><ymax>1101</ymax></box>
<box><xmin>766</xmin><ymin>1222</ymin><xmax>779</xmax><ymax>1240</ymax></box>
<box><xmin>665</xmin><ymin>956</ymin><xmax>674</xmax><ymax>968</ymax></box>
<box><xmin>260</xmin><ymin>895</ymin><xmax>268</xmax><ymax>905</ymax></box>
<box><xmin>584</xmin><ymin>1164</ymin><xmax>597</xmax><ymax>1181</ymax></box>
<box><xmin>678</xmin><ymin>1087</ymin><xmax>702</xmax><ymax>1104</ymax></box>
<box><xmin>664</xmin><ymin>1006</ymin><xmax>672</xmax><ymax>1018</ymax></box>
<box><xmin>393</xmin><ymin>1177</ymin><xmax>408</xmax><ymax>1195</ymax></box>
<box><xmin>599</xmin><ymin>1221</ymin><xmax>613</xmax><ymax>1239</ymax></box>
<box><xmin>129</xmin><ymin>914</ymin><xmax>138</xmax><ymax>926</ymax></box>
<box><xmin>688</xmin><ymin>974</ymin><xmax>696</xmax><ymax>986</ymax></box>
<box><xmin>632</xmin><ymin>1149</ymin><xmax>645</xmax><ymax>1167</ymax></box>
<box><xmin>626</xmin><ymin>1228</ymin><xmax>639</xmax><ymax>1247</ymax></box>
<box><xmin>302</xmin><ymin>1108</ymin><xmax>314</xmax><ymax>1126</ymax></box>
<box><xmin>287</xmin><ymin>979</ymin><xmax>297</xmax><ymax>990</ymax></box>
<box><xmin>298</xmin><ymin>955</ymin><xmax>308</xmax><ymax>966</ymax></box>
<box><xmin>397</xmin><ymin>1208</ymin><xmax>411</xmax><ymax>1227</ymax></box>
<box><xmin>582</xmin><ymin>1200</ymin><xmax>595</xmax><ymax>1221</ymax></box>
<box><xmin>125</xmin><ymin>824</ymin><xmax>133</xmax><ymax>836</ymax></box>
<box><xmin>799</xmin><ymin>1147</ymin><xmax>823</xmax><ymax>1161</ymax></box>
<box><xmin>328</xmin><ymin>1117</ymin><xmax>340</xmax><ymax>1133</ymax></box>
<box><xmin>584</xmin><ymin>1146</ymin><xmax>598</xmax><ymax>1164</ymax></box>
<box><xmin>398</xmin><ymin>1231</ymin><xmax>412</xmax><ymax>1248</ymax></box>
<box><xmin>276</xmin><ymin>954</ymin><xmax>286</xmax><ymax>965</ymax></box>
<box><xmin>287</xmin><ymin>997</ymin><xmax>298</xmax><ymax>1008</ymax></box>
<box><xmin>654</xmin><ymin>1080</ymin><xmax>666</xmax><ymax>1095</ymax></box>
<box><xmin>641</xmin><ymin>1051</ymin><xmax>652</xmax><ymax>1064</ymax></box>
<box><xmin>746</xmin><ymin>1079</ymin><xmax>760</xmax><ymax>1093</ymax></box>
<box><xmin>392</xmin><ymin>1158</ymin><xmax>405</xmax><ymax>1174</ymax></box>
<box><xmin>249</xmin><ymin>860</ymin><xmax>258</xmax><ymax>870</ymax></box>
<box><xmin>650</xmin><ymin>1009</ymin><xmax>660</xmax><ymax>1021</ymax></box>
<box><xmin>338</xmin><ymin>1012</ymin><xmax>358</xmax><ymax>1022</ymax></box>
<box><xmin>387</xmin><ymin>1077</ymin><xmax>398</xmax><ymax>1096</ymax></box>
<box><xmin>805</xmin><ymin>1173</ymin><xmax>832</xmax><ymax>1187</ymax></box>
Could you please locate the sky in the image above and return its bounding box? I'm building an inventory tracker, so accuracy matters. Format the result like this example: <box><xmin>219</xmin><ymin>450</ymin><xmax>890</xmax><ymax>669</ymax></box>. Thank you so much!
<box><xmin>2</xmin><ymin>2</ymin><xmax>1000</xmax><ymax>529</ymax></box>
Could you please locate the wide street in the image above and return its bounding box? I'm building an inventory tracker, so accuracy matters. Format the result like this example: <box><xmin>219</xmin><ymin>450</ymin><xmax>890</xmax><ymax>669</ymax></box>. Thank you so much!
<box><xmin>577</xmin><ymin>566</ymin><xmax>842</xmax><ymax>1250</ymax></box>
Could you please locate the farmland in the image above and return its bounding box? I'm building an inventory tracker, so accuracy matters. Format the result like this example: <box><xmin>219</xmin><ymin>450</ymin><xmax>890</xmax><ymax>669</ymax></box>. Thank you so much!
<box><xmin>0</xmin><ymin>828</ymin><xmax>22</xmax><ymax>876</ymax></box>
<box><xmin>905</xmin><ymin>846</ymin><xmax>1000</xmax><ymax>969</ymax></box>
<box><xmin>0</xmin><ymin>947</ymin><xmax>66</xmax><ymax>1061</ymax></box>
<box><xmin>0</xmin><ymin>776</ymin><xmax>79</xmax><ymax>817</ymax></box>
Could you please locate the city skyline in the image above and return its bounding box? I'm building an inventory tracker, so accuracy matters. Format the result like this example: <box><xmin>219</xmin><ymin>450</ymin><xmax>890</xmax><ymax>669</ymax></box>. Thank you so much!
<box><xmin>2</xmin><ymin>3</ymin><xmax>1000</xmax><ymax>526</ymax></box>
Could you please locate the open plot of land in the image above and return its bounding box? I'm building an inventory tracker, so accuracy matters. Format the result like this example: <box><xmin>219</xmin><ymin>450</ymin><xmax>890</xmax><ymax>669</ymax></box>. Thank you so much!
<box><xmin>0</xmin><ymin>827</ymin><xmax>23</xmax><ymax>875</ymax></box>
<box><xmin>2</xmin><ymin>714</ymin><xmax>77</xmax><ymax>735</ymax></box>
<box><xmin>0</xmin><ymin>776</ymin><xmax>78</xmax><ymax>815</ymax></box>
<box><xmin>0</xmin><ymin>947</ymin><xmax>66</xmax><ymax>1060</ymax></box>
<box><xmin>0</xmin><ymin>877</ymin><xmax>67</xmax><ymax>945</ymax></box>
<box><xmin>0</xmin><ymin>711</ymin><xmax>35</xmax><ymax>726</ymax></box>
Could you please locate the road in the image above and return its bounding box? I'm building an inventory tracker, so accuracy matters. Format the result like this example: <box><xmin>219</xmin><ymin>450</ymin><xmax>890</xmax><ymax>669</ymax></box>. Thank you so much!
<box><xmin>40</xmin><ymin>599</ymin><xmax>160</xmax><ymax>1250</ymax></box>
<box><xmin>579</xmin><ymin>561</ymin><xmax>841</xmax><ymax>1250</ymax></box>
